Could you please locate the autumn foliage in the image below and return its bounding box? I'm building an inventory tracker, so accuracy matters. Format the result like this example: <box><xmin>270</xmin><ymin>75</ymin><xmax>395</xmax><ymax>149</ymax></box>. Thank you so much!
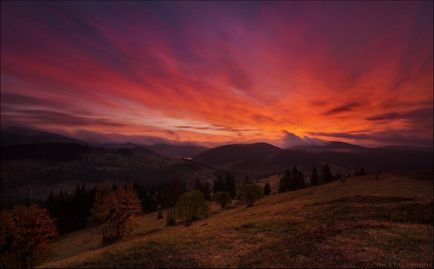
<box><xmin>88</xmin><ymin>187</ymin><xmax>142</xmax><ymax>244</ymax></box>
<box><xmin>0</xmin><ymin>205</ymin><xmax>57</xmax><ymax>268</ymax></box>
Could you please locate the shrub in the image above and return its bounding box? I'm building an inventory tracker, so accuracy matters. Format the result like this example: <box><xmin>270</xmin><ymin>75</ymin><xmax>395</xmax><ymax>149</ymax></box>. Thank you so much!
<box><xmin>238</xmin><ymin>183</ymin><xmax>262</xmax><ymax>207</ymax></box>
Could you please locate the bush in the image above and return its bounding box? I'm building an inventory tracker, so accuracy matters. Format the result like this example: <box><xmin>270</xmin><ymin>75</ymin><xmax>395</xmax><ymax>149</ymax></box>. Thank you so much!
<box><xmin>175</xmin><ymin>190</ymin><xmax>208</xmax><ymax>226</ymax></box>
<box><xmin>238</xmin><ymin>183</ymin><xmax>262</xmax><ymax>207</ymax></box>
<box><xmin>0</xmin><ymin>205</ymin><xmax>57</xmax><ymax>268</ymax></box>
<box><xmin>89</xmin><ymin>187</ymin><xmax>142</xmax><ymax>244</ymax></box>
<box><xmin>213</xmin><ymin>192</ymin><xmax>232</xmax><ymax>208</ymax></box>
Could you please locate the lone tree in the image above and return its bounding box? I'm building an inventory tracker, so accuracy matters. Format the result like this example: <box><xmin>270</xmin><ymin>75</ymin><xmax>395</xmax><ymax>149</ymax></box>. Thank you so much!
<box><xmin>310</xmin><ymin>166</ymin><xmax>319</xmax><ymax>186</ymax></box>
<box><xmin>0</xmin><ymin>205</ymin><xmax>57</xmax><ymax>268</ymax></box>
<box><xmin>176</xmin><ymin>190</ymin><xmax>208</xmax><ymax>226</ymax></box>
<box><xmin>89</xmin><ymin>187</ymin><xmax>142</xmax><ymax>244</ymax></box>
<box><xmin>263</xmin><ymin>182</ymin><xmax>271</xmax><ymax>195</ymax></box>
<box><xmin>213</xmin><ymin>191</ymin><xmax>231</xmax><ymax>208</ymax></box>
<box><xmin>238</xmin><ymin>183</ymin><xmax>262</xmax><ymax>207</ymax></box>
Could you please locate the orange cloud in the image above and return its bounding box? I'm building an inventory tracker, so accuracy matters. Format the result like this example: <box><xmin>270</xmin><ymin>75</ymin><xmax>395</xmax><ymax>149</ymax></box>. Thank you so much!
<box><xmin>1</xmin><ymin>1</ymin><xmax>432</xmax><ymax>147</ymax></box>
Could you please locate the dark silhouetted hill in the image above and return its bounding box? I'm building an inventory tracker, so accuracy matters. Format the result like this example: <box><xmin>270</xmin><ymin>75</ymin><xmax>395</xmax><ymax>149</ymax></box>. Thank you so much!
<box><xmin>145</xmin><ymin>143</ymin><xmax>208</xmax><ymax>158</ymax></box>
<box><xmin>194</xmin><ymin>141</ymin><xmax>433</xmax><ymax>178</ymax></box>
<box><xmin>193</xmin><ymin>143</ymin><xmax>282</xmax><ymax>167</ymax></box>
<box><xmin>1</xmin><ymin>127</ymin><xmax>83</xmax><ymax>146</ymax></box>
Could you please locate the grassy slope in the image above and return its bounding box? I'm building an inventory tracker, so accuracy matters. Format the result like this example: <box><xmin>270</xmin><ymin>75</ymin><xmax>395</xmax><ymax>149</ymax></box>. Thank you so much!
<box><xmin>41</xmin><ymin>173</ymin><xmax>433</xmax><ymax>268</ymax></box>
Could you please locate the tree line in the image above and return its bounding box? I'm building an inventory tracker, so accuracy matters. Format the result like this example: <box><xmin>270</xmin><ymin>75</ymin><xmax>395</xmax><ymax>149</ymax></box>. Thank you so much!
<box><xmin>278</xmin><ymin>164</ymin><xmax>367</xmax><ymax>193</ymax></box>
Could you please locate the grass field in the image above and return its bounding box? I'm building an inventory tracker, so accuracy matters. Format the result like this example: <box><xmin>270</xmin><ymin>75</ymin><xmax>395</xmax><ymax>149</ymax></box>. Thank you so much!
<box><xmin>40</xmin><ymin>172</ymin><xmax>433</xmax><ymax>268</ymax></box>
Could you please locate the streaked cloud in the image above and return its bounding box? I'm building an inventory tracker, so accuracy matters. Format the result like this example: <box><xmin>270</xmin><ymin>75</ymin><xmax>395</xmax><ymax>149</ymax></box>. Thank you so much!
<box><xmin>1</xmin><ymin>1</ymin><xmax>432</xmax><ymax>147</ymax></box>
<box><xmin>322</xmin><ymin>102</ymin><xmax>362</xmax><ymax>116</ymax></box>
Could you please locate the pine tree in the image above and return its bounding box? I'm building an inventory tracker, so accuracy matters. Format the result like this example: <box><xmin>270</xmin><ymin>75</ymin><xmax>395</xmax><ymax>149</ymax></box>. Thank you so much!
<box><xmin>112</xmin><ymin>183</ymin><xmax>118</xmax><ymax>191</ymax></box>
<box><xmin>310</xmin><ymin>166</ymin><xmax>319</xmax><ymax>186</ymax></box>
<box><xmin>321</xmin><ymin>164</ymin><xmax>333</xmax><ymax>183</ymax></box>
<box><xmin>292</xmin><ymin>166</ymin><xmax>305</xmax><ymax>189</ymax></box>
<box><xmin>263</xmin><ymin>182</ymin><xmax>271</xmax><ymax>195</ymax></box>
<box><xmin>201</xmin><ymin>182</ymin><xmax>211</xmax><ymax>200</ymax></box>
<box><xmin>194</xmin><ymin>178</ymin><xmax>201</xmax><ymax>191</ymax></box>
<box><xmin>285</xmin><ymin>168</ymin><xmax>291</xmax><ymax>178</ymax></box>
<box><xmin>279</xmin><ymin>169</ymin><xmax>291</xmax><ymax>193</ymax></box>
<box><xmin>166</xmin><ymin>207</ymin><xmax>176</xmax><ymax>226</ymax></box>
<box><xmin>225</xmin><ymin>173</ymin><xmax>236</xmax><ymax>198</ymax></box>
<box><xmin>292</xmin><ymin>166</ymin><xmax>299</xmax><ymax>175</ymax></box>
<box><xmin>213</xmin><ymin>175</ymin><xmax>224</xmax><ymax>193</ymax></box>
<box><xmin>243</xmin><ymin>174</ymin><xmax>251</xmax><ymax>184</ymax></box>
<box><xmin>157</xmin><ymin>205</ymin><xmax>163</xmax><ymax>219</ymax></box>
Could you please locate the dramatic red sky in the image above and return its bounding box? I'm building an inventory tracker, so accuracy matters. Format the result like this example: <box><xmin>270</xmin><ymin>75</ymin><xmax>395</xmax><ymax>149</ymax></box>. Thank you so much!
<box><xmin>1</xmin><ymin>1</ymin><xmax>433</xmax><ymax>147</ymax></box>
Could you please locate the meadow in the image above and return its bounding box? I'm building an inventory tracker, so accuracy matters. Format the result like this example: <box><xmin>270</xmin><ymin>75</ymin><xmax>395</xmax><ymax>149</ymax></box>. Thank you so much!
<box><xmin>40</xmin><ymin>172</ymin><xmax>433</xmax><ymax>268</ymax></box>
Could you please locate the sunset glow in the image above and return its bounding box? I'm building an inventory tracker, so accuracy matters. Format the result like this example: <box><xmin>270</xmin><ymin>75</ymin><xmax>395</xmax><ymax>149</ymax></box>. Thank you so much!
<box><xmin>1</xmin><ymin>1</ymin><xmax>433</xmax><ymax>147</ymax></box>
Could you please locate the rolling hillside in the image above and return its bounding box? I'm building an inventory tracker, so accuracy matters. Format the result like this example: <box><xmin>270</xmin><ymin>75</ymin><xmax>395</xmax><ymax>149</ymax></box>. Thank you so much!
<box><xmin>40</xmin><ymin>172</ymin><xmax>433</xmax><ymax>268</ymax></box>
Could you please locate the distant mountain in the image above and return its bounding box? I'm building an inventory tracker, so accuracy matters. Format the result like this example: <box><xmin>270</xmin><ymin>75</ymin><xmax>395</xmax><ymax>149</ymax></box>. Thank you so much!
<box><xmin>193</xmin><ymin>143</ymin><xmax>282</xmax><ymax>168</ymax></box>
<box><xmin>377</xmin><ymin>145</ymin><xmax>434</xmax><ymax>152</ymax></box>
<box><xmin>94</xmin><ymin>142</ymin><xmax>145</xmax><ymax>149</ymax></box>
<box><xmin>193</xmin><ymin>141</ymin><xmax>433</xmax><ymax>178</ymax></box>
<box><xmin>1</xmin><ymin>127</ymin><xmax>83</xmax><ymax>146</ymax></box>
<box><xmin>145</xmin><ymin>143</ymin><xmax>209</xmax><ymax>158</ymax></box>
<box><xmin>292</xmin><ymin>141</ymin><xmax>367</xmax><ymax>152</ymax></box>
<box><xmin>94</xmin><ymin>143</ymin><xmax>208</xmax><ymax>158</ymax></box>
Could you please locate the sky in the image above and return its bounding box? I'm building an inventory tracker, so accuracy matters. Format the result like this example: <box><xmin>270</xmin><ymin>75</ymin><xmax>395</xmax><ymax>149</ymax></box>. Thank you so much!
<box><xmin>1</xmin><ymin>1</ymin><xmax>433</xmax><ymax>147</ymax></box>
